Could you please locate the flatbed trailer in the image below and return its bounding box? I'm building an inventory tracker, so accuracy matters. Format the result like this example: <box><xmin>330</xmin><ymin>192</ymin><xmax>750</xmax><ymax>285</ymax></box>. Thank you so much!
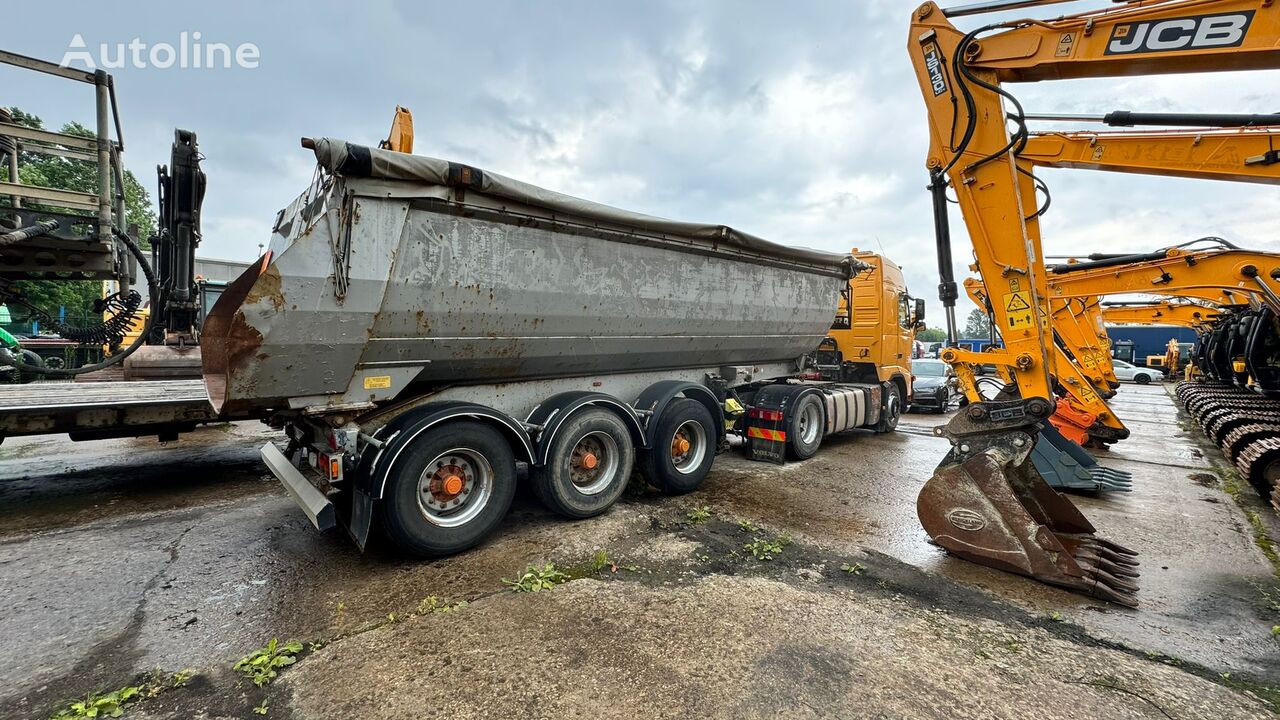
<box><xmin>0</xmin><ymin>380</ymin><xmax>218</xmax><ymax>442</ymax></box>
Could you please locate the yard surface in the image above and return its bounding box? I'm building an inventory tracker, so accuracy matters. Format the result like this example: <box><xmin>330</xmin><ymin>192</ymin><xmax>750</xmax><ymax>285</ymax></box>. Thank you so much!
<box><xmin>2</xmin><ymin>383</ymin><xmax>1277</xmax><ymax>719</ymax></box>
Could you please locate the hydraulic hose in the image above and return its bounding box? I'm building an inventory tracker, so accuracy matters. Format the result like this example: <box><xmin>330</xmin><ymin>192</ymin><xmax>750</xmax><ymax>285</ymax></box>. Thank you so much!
<box><xmin>0</xmin><ymin>230</ymin><xmax>159</xmax><ymax>377</ymax></box>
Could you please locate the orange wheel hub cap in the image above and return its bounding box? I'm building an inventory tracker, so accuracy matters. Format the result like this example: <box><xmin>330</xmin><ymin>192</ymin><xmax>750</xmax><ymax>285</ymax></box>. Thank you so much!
<box><xmin>442</xmin><ymin>474</ymin><xmax>464</xmax><ymax>495</ymax></box>
<box><xmin>672</xmin><ymin>436</ymin><xmax>691</xmax><ymax>456</ymax></box>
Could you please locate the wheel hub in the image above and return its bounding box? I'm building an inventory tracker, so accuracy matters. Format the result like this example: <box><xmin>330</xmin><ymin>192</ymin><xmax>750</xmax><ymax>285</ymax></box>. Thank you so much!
<box><xmin>672</xmin><ymin>434</ymin><xmax>692</xmax><ymax>457</ymax></box>
<box><xmin>415</xmin><ymin>448</ymin><xmax>494</xmax><ymax>528</ymax></box>
<box><xmin>425</xmin><ymin>461</ymin><xmax>471</xmax><ymax>506</ymax></box>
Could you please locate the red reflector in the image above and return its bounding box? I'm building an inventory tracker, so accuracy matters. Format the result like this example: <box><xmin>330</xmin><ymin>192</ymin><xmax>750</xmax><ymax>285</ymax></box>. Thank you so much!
<box><xmin>749</xmin><ymin>408</ymin><xmax>784</xmax><ymax>422</ymax></box>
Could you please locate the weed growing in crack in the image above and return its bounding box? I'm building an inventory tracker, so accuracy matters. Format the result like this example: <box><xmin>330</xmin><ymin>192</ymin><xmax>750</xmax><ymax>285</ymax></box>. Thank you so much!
<box><xmin>50</xmin><ymin>687</ymin><xmax>140</xmax><ymax>719</ymax></box>
<box><xmin>745</xmin><ymin>535</ymin><xmax>791</xmax><ymax>561</ymax></box>
<box><xmin>503</xmin><ymin>563</ymin><xmax>569</xmax><ymax>592</ymax></box>
<box><xmin>840</xmin><ymin>562</ymin><xmax>865</xmax><ymax>575</ymax></box>
<box><xmin>233</xmin><ymin>638</ymin><xmax>302</xmax><ymax>687</ymax></box>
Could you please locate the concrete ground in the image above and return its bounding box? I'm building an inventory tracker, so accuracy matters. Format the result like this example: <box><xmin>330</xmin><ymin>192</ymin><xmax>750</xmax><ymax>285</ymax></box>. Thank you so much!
<box><xmin>1</xmin><ymin>383</ymin><xmax>1277</xmax><ymax>719</ymax></box>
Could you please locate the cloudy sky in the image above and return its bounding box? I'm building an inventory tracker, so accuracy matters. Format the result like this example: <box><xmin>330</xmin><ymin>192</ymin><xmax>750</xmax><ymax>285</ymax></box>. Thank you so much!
<box><xmin>6</xmin><ymin>1</ymin><xmax>1277</xmax><ymax>326</ymax></box>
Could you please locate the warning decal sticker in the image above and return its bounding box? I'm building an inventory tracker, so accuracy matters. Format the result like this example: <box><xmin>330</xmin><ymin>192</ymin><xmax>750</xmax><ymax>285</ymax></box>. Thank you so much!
<box><xmin>1003</xmin><ymin>290</ymin><xmax>1034</xmax><ymax>329</ymax></box>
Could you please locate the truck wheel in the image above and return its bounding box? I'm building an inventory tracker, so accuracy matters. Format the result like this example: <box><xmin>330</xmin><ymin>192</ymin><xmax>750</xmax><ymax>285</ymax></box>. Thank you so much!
<box><xmin>637</xmin><ymin>398</ymin><xmax>716</xmax><ymax>495</ymax></box>
<box><xmin>787</xmin><ymin>393</ymin><xmax>824</xmax><ymax>460</ymax></box>
<box><xmin>532</xmin><ymin>408</ymin><xmax>634</xmax><ymax>518</ymax></box>
<box><xmin>876</xmin><ymin>383</ymin><xmax>902</xmax><ymax>433</ymax></box>
<box><xmin>380</xmin><ymin>421</ymin><xmax>517</xmax><ymax>556</ymax></box>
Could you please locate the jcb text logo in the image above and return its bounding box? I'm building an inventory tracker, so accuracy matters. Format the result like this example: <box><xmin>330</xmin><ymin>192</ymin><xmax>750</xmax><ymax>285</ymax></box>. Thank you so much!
<box><xmin>1106</xmin><ymin>11</ymin><xmax>1253</xmax><ymax>55</ymax></box>
<box><xmin>923</xmin><ymin>44</ymin><xmax>946</xmax><ymax>96</ymax></box>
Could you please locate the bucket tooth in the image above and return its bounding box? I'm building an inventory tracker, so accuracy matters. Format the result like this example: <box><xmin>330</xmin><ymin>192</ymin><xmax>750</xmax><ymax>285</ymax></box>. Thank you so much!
<box><xmin>918</xmin><ymin>430</ymin><xmax>1139</xmax><ymax>607</ymax></box>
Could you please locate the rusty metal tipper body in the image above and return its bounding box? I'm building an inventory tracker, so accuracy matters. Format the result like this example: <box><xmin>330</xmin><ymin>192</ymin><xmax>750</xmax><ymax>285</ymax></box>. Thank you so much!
<box><xmin>204</xmin><ymin>138</ymin><xmax>851</xmax><ymax>416</ymax></box>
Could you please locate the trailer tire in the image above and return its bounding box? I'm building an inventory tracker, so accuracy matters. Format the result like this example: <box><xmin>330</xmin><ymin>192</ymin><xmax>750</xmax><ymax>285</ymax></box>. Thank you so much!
<box><xmin>380</xmin><ymin>421</ymin><xmax>517</xmax><ymax>557</ymax></box>
<box><xmin>637</xmin><ymin>398</ymin><xmax>716</xmax><ymax>495</ymax></box>
<box><xmin>786</xmin><ymin>393</ymin><xmax>825</xmax><ymax>460</ymax></box>
<box><xmin>532</xmin><ymin>408</ymin><xmax>634</xmax><ymax>518</ymax></box>
<box><xmin>876</xmin><ymin>382</ymin><xmax>902</xmax><ymax>433</ymax></box>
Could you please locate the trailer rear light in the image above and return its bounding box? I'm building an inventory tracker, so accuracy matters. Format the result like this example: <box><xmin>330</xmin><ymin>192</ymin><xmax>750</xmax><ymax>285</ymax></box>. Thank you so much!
<box><xmin>329</xmin><ymin>456</ymin><xmax>342</xmax><ymax>480</ymax></box>
<box><xmin>748</xmin><ymin>408</ymin><xmax>784</xmax><ymax>422</ymax></box>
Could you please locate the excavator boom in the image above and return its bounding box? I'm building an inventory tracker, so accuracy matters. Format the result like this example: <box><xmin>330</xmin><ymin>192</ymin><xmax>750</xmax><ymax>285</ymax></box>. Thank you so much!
<box><xmin>909</xmin><ymin>0</ymin><xmax>1280</xmax><ymax>605</ymax></box>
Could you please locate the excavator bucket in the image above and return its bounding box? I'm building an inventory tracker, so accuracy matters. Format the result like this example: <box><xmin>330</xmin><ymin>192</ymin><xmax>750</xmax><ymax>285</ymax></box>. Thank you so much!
<box><xmin>918</xmin><ymin>430</ymin><xmax>1139</xmax><ymax>606</ymax></box>
<box><xmin>1031</xmin><ymin>422</ymin><xmax>1133</xmax><ymax>493</ymax></box>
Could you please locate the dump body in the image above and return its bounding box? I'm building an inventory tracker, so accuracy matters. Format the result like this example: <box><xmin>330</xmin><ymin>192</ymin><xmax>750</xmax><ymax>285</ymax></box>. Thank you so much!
<box><xmin>203</xmin><ymin>140</ymin><xmax>851</xmax><ymax>416</ymax></box>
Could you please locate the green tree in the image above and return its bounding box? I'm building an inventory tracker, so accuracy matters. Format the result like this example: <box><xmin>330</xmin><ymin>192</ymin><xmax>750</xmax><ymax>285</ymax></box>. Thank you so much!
<box><xmin>917</xmin><ymin>327</ymin><xmax>947</xmax><ymax>343</ymax></box>
<box><xmin>1</xmin><ymin>107</ymin><xmax>156</xmax><ymax>320</ymax></box>
<box><xmin>963</xmin><ymin>309</ymin><xmax>992</xmax><ymax>339</ymax></box>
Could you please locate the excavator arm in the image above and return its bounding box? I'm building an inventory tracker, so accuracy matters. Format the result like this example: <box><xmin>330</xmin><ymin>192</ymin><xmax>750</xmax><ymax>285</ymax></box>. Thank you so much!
<box><xmin>909</xmin><ymin>0</ymin><xmax>1280</xmax><ymax>605</ymax></box>
<box><xmin>964</xmin><ymin>278</ymin><xmax>1128</xmax><ymax>445</ymax></box>
<box><xmin>1021</xmin><ymin>127</ymin><xmax>1280</xmax><ymax>185</ymax></box>
<box><xmin>1051</xmin><ymin>297</ymin><xmax>1119</xmax><ymax>390</ymax></box>
<box><xmin>1047</xmin><ymin>248</ymin><xmax>1280</xmax><ymax>310</ymax></box>
<box><xmin>1100</xmin><ymin>300</ymin><xmax>1224</xmax><ymax>330</ymax></box>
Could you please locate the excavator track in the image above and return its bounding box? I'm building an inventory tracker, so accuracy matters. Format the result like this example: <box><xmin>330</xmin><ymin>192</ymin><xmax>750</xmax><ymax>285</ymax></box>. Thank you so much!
<box><xmin>1198</xmin><ymin>402</ymin><xmax>1280</xmax><ymax>433</ymax></box>
<box><xmin>1235</xmin><ymin>436</ymin><xmax>1280</xmax><ymax>496</ymax></box>
<box><xmin>1208</xmin><ymin>411</ymin><xmax>1280</xmax><ymax>445</ymax></box>
<box><xmin>1206</xmin><ymin>411</ymin><xmax>1280</xmax><ymax>446</ymax></box>
<box><xmin>1220</xmin><ymin>424</ymin><xmax>1280</xmax><ymax>463</ymax></box>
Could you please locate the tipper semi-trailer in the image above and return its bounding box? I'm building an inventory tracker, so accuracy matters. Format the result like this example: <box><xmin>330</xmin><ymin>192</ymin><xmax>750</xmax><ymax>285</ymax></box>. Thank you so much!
<box><xmin>202</xmin><ymin>138</ymin><xmax>913</xmax><ymax>555</ymax></box>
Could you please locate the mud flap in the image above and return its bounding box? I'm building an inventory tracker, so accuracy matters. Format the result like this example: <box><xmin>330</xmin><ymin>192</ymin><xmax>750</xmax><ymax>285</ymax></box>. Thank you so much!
<box><xmin>1031</xmin><ymin>422</ymin><xmax>1133</xmax><ymax>493</ymax></box>
<box><xmin>919</xmin><ymin>430</ymin><xmax>1140</xmax><ymax>607</ymax></box>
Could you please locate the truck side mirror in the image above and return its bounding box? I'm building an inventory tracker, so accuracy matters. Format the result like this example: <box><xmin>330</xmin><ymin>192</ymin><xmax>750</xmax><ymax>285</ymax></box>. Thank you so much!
<box><xmin>914</xmin><ymin>298</ymin><xmax>926</xmax><ymax>324</ymax></box>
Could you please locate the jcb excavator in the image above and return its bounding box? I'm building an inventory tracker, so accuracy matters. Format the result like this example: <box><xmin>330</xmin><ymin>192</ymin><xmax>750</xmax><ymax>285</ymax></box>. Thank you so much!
<box><xmin>908</xmin><ymin>0</ymin><xmax>1280</xmax><ymax>605</ymax></box>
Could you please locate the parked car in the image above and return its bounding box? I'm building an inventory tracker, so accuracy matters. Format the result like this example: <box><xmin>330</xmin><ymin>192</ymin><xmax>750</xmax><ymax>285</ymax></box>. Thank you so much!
<box><xmin>911</xmin><ymin>359</ymin><xmax>956</xmax><ymax>413</ymax></box>
<box><xmin>1111</xmin><ymin>359</ymin><xmax>1163</xmax><ymax>385</ymax></box>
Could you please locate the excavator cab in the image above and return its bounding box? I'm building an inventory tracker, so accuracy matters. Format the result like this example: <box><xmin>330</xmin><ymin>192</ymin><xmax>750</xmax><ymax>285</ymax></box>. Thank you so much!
<box><xmin>1243</xmin><ymin>308</ymin><xmax>1280</xmax><ymax>396</ymax></box>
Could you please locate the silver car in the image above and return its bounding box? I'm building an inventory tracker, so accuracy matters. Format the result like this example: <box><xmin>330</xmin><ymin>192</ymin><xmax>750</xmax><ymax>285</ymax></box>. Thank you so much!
<box><xmin>1111</xmin><ymin>359</ymin><xmax>1163</xmax><ymax>385</ymax></box>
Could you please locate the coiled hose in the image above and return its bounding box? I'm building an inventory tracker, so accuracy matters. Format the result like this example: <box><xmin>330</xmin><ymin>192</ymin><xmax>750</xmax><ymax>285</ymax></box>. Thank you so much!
<box><xmin>0</xmin><ymin>230</ymin><xmax>159</xmax><ymax>377</ymax></box>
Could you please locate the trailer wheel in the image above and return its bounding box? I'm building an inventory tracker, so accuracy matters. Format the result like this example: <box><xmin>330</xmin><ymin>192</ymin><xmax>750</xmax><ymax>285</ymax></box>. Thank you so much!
<box><xmin>876</xmin><ymin>383</ymin><xmax>902</xmax><ymax>433</ymax></box>
<box><xmin>532</xmin><ymin>408</ymin><xmax>634</xmax><ymax>518</ymax></box>
<box><xmin>638</xmin><ymin>398</ymin><xmax>716</xmax><ymax>495</ymax></box>
<box><xmin>380</xmin><ymin>421</ymin><xmax>517</xmax><ymax>556</ymax></box>
<box><xmin>787</xmin><ymin>393</ymin><xmax>825</xmax><ymax>460</ymax></box>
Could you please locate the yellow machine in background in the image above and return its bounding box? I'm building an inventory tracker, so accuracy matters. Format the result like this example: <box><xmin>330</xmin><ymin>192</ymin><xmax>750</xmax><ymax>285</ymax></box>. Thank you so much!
<box><xmin>379</xmin><ymin>106</ymin><xmax>414</xmax><ymax>153</ymax></box>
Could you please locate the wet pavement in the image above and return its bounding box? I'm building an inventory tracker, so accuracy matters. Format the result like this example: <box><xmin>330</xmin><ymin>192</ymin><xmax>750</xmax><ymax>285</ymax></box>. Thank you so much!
<box><xmin>1</xmin><ymin>384</ymin><xmax>1277</xmax><ymax>719</ymax></box>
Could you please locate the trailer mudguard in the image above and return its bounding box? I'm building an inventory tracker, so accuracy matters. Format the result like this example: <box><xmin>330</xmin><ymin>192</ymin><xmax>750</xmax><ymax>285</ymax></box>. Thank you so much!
<box><xmin>634</xmin><ymin>380</ymin><xmax>724</xmax><ymax>448</ymax></box>
<box><xmin>346</xmin><ymin>401</ymin><xmax>535</xmax><ymax>549</ymax></box>
<box><xmin>526</xmin><ymin>391</ymin><xmax>645</xmax><ymax>466</ymax></box>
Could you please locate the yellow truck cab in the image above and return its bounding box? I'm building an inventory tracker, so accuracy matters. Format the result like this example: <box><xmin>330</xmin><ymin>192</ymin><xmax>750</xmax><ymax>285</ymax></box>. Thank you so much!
<box><xmin>817</xmin><ymin>250</ymin><xmax>923</xmax><ymax>414</ymax></box>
